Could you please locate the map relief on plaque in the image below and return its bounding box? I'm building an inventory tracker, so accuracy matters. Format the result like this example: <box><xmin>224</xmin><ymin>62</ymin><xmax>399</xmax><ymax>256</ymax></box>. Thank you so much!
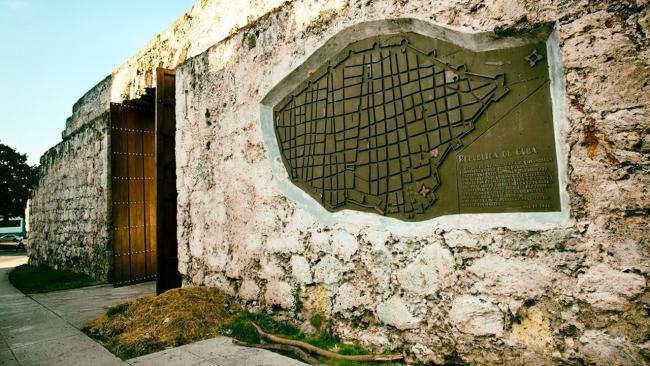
<box><xmin>273</xmin><ymin>33</ymin><xmax>560</xmax><ymax>221</ymax></box>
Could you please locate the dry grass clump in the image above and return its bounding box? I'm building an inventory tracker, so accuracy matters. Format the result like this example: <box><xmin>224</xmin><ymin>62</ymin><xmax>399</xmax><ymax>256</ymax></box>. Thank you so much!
<box><xmin>83</xmin><ymin>286</ymin><xmax>241</xmax><ymax>359</ymax></box>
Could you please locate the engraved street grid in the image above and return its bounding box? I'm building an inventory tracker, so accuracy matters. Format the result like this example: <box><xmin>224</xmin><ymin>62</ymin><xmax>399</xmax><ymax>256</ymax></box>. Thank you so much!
<box><xmin>275</xmin><ymin>37</ymin><xmax>507</xmax><ymax>218</ymax></box>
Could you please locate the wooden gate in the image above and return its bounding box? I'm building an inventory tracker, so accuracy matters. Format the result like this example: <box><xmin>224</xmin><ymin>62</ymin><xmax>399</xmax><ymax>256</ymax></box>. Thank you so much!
<box><xmin>110</xmin><ymin>102</ymin><xmax>157</xmax><ymax>286</ymax></box>
<box><xmin>110</xmin><ymin>70</ymin><xmax>180</xmax><ymax>291</ymax></box>
<box><xmin>155</xmin><ymin>68</ymin><xmax>182</xmax><ymax>294</ymax></box>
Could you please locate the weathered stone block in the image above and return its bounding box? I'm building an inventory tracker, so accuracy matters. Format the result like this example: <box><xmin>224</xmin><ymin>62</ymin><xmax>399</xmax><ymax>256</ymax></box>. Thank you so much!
<box><xmin>508</xmin><ymin>305</ymin><xmax>554</xmax><ymax>351</ymax></box>
<box><xmin>333</xmin><ymin>282</ymin><xmax>372</xmax><ymax>316</ymax></box>
<box><xmin>576</xmin><ymin>263</ymin><xmax>646</xmax><ymax>312</ymax></box>
<box><xmin>313</xmin><ymin>255</ymin><xmax>343</xmax><ymax>287</ymax></box>
<box><xmin>239</xmin><ymin>279</ymin><xmax>260</xmax><ymax>301</ymax></box>
<box><xmin>376</xmin><ymin>296</ymin><xmax>421</xmax><ymax>330</ymax></box>
<box><xmin>468</xmin><ymin>255</ymin><xmax>554</xmax><ymax>300</ymax></box>
<box><xmin>450</xmin><ymin>295</ymin><xmax>503</xmax><ymax>337</ymax></box>
<box><xmin>331</xmin><ymin>231</ymin><xmax>359</xmax><ymax>262</ymax></box>
<box><xmin>397</xmin><ymin>243</ymin><xmax>454</xmax><ymax>296</ymax></box>
<box><xmin>578</xmin><ymin>330</ymin><xmax>645</xmax><ymax>366</ymax></box>
<box><xmin>290</xmin><ymin>255</ymin><xmax>313</xmax><ymax>285</ymax></box>
<box><xmin>264</xmin><ymin>281</ymin><xmax>294</xmax><ymax>309</ymax></box>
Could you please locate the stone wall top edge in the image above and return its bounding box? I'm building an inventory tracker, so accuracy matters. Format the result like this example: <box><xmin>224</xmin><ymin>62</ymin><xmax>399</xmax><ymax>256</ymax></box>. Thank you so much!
<box><xmin>62</xmin><ymin>75</ymin><xmax>112</xmax><ymax>139</ymax></box>
<box><xmin>70</xmin><ymin>74</ymin><xmax>112</xmax><ymax>114</ymax></box>
<box><xmin>41</xmin><ymin>111</ymin><xmax>109</xmax><ymax>167</ymax></box>
<box><xmin>176</xmin><ymin>0</ymin><xmax>296</xmax><ymax>69</ymax></box>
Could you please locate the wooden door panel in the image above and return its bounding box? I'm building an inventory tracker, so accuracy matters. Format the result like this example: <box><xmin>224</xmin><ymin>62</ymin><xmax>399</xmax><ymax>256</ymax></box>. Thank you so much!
<box><xmin>111</xmin><ymin>102</ymin><xmax>156</xmax><ymax>286</ymax></box>
<box><xmin>155</xmin><ymin>68</ymin><xmax>181</xmax><ymax>294</ymax></box>
<box><xmin>143</xmin><ymin>124</ymin><xmax>157</xmax><ymax>279</ymax></box>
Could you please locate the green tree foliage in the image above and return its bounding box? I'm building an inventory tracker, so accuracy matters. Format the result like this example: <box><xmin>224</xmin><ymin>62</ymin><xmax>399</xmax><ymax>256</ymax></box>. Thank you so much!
<box><xmin>0</xmin><ymin>143</ymin><xmax>37</xmax><ymax>221</ymax></box>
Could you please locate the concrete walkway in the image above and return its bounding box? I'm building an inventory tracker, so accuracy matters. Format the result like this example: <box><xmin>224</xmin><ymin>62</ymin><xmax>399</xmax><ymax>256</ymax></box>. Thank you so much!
<box><xmin>127</xmin><ymin>337</ymin><xmax>308</xmax><ymax>366</ymax></box>
<box><xmin>0</xmin><ymin>254</ymin><xmax>127</xmax><ymax>366</ymax></box>
<box><xmin>0</xmin><ymin>253</ymin><xmax>307</xmax><ymax>366</ymax></box>
<box><xmin>31</xmin><ymin>282</ymin><xmax>154</xmax><ymax>330</ymax></box>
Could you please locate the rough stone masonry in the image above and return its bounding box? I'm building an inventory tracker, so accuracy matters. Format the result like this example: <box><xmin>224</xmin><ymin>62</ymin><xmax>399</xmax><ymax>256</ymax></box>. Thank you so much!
<box><xmin>29</xmin><ymin>0</ymin><xmax>649</xmax><ymax>365</ymax></box>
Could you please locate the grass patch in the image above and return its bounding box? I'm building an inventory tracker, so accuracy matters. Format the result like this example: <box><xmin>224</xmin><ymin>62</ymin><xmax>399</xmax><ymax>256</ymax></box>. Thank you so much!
<box><xmin>221</xmin><ymin>312</ymin><xmax>302</xmax><ymax>344</ymax></box>
<box><xmin>83</xmin><ymin>287</ymin><xmax>242</xmax><ymax>360</ymax></box>
<box><xmin>9</xmin><ymin>264</ymin><xmax>103</xmax><ymax>294</ymax></box>
<box><xmin>222</xmin><ymin>312</ymin><xmax>396</xmax><ymax>366</ymax></box>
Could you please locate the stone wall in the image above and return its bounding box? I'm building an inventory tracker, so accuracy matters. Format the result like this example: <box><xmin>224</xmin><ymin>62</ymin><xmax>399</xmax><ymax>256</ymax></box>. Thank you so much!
<box><xmin>29</xmin><ymin>112</ymin><xmax>112</xmax><ymax>280</ymax></box>
<box><xmin>30</xmin><ymin>0</ymin><xmax>289</xmax><ymax>280</ymax></box>
<box><xmin>175</xmin><ymin>0</ymin><xmax>649</xmax><ymax>365</ymax></box>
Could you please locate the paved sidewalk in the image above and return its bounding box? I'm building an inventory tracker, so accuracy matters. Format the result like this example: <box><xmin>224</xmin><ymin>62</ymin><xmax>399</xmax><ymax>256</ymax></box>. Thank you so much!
<box><xmin>0</xmin><ymin>252</ymin><xmax>27</xmax><ymax>269</ymax></box>
<box><xmin>0</xmin><ymin>254</ymin><xmax>307</xmax><ymax>366</ymax></box>
<box><xmin>31</xmin><ymin>282</ymin><xmax>154</xmax><ymax>329</ymax></box>
<box><xmin>127</xmin><ymin>337</ymin><xmax>308</xmax><ymax>366</ymax></box>
<box><xmin>0</xmin><ymin>262</ymin><xmax>126</xmax><ymax>365</ymax></box>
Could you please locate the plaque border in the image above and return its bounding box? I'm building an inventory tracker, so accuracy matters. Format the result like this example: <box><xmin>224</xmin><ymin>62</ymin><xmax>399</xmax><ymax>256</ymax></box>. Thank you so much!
<box><xmin>259</xmin><ymin>18</ymin><xmax>571</xmax><ymax>234</ymax></box>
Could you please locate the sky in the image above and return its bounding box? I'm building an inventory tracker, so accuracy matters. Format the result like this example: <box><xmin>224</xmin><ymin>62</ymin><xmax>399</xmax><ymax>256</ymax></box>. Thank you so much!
<box><xmin>0</xmin><ymin>0</ymin><xmax>196</xmax><ymax>165</ymax></box>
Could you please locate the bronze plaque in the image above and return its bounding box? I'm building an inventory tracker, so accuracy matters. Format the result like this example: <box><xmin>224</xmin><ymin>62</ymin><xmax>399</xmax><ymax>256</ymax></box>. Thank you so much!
<box><xmin>273</xmin><ymin>33</ymin><xmax>560</xmax><ymax>221</ymax></box>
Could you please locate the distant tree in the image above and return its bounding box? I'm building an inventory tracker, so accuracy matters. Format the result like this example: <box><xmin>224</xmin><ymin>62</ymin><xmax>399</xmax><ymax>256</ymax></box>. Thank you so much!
<box><xmin>0</xmin><ymin>143</ymin><xmax>38</xmax><ymax>222</ymax></box>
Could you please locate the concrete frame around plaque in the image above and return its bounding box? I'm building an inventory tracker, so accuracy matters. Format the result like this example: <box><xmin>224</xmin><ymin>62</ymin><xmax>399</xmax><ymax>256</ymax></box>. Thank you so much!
<box><xmin>260</xmin><ymin>19</ymin><xmax>571</xmax><ymax>234</ymax></box>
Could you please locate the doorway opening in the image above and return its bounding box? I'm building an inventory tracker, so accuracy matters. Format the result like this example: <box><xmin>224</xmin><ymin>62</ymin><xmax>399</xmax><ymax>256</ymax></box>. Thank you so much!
<box><xmin>109</xmin><ymin>68</ymin><xmax>181</xmax><ymax>294</ymax></box>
